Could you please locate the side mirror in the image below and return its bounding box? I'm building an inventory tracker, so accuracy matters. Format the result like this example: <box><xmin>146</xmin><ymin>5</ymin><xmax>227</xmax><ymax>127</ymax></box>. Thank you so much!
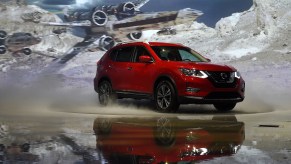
<box><xmin>139</xmin><ymin>55</ymin><xmax>153</xmax><ymax>63</ymax></box>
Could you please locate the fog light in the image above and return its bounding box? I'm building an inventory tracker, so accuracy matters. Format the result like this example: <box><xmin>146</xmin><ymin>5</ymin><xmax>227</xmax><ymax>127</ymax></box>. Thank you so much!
<box><xmin>186</xmin><ymin>87</ymin><xmax>200</xmax><ymax>93</ymax></box>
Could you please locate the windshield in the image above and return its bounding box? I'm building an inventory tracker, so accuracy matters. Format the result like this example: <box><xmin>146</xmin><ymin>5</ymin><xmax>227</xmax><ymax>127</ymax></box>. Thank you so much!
<box><xmin>151</xmin><ymin>46</ymin><xmax>208</xmax><ymax>62</ymax></box>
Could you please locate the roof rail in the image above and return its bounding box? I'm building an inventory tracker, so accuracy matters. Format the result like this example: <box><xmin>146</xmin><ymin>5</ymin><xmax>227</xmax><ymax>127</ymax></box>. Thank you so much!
<box><xmin>143</xmin><ymin>41</ymin><xmax>150</xmax><ymax>45</ymax></box>
<box><xmin>116</xmin><ymin>41</ymin><xmax>149</xmax><ymax>46</ymax></box>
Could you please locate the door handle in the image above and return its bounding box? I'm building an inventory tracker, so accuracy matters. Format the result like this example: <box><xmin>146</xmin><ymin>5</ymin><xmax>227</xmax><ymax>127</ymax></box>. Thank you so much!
<box><xmin>127</xmin><ymin>67</ymin><xmax>132</xmax><ymax>70</ymax></box>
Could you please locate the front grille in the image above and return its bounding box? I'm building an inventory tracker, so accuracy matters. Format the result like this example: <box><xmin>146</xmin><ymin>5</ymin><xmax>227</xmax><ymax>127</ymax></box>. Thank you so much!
<box><xmin>206</xmin><ymin>71</ymin><xmax>237</xmax><ymax>88</ymax></box>
<box><xmin>205</xmin><ymin>92</ymin><xmax>241</xmax><ymax>99</ymax></box>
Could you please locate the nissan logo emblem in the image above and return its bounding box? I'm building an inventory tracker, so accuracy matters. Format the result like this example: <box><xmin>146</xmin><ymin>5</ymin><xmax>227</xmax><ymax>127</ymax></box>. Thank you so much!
<box><xmin>221</xmin><ymin>73</ymin><xmax>228</xmax><ymax>80</ymax></box>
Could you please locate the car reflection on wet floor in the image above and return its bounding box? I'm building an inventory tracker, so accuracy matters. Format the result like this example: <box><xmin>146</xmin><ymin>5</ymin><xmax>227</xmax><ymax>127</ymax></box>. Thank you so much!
<box><xmin>90</xmin><ymin>115</ymin><xmax>245</xmax><ymax>164</ymax></box>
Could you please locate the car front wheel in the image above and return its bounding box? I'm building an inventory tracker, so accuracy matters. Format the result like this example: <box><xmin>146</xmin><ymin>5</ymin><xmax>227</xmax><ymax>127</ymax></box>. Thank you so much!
<box><xmin>154</xmin><ymin>117</ymin><xmax>176</xmax><ymax>147</ymax></box>
<box><xmin>98</xmin><ymin>81</ymin><xmax>114</xmax><ymax>106</ymax></box>
<box><xmin>214</xmin><ymin>103</ymin><xmax>236</xmax><ymax>112</ymax></box>
<box><xmin>155</xmin><ymin>81</ymin><xmax>179</xmax><ymax>113</ymax></box>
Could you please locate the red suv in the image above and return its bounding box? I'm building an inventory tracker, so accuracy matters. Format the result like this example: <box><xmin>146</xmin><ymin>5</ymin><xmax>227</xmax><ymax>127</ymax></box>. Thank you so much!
<box><xmin>94</xmin><ymin>42</ymin><xmax>245</xmax><ymax>112</ymax></box>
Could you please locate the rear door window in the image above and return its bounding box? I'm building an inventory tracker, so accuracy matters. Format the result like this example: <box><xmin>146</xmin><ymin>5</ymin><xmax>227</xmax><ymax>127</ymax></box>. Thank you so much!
<box><xmin>115</xmin><ymin>46</ymin><xmax>135</xmax><ymax>62</ymax></box>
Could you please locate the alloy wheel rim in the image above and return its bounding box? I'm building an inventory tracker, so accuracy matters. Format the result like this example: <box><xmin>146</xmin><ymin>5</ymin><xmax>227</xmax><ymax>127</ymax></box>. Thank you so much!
<box><xmin>157</xmin><ymin>84</ymin><xmax>172</xmax><ymax>110</ymax></box>
<box><xmin>156</xmin><ymin>117</ymin><xmax>173</xmax><ymax>143</ymax></box>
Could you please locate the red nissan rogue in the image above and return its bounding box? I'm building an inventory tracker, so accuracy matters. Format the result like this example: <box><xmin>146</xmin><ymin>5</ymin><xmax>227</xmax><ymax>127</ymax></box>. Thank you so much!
<box><xmin>94</xmin><ymin>42</ymin><xmax>245</xmax><ymax>112</ymax></box>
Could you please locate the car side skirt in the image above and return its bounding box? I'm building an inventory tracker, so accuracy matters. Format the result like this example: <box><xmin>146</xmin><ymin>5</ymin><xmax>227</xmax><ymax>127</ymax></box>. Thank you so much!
<box><xmin>115</xmin><ymin>91</ymin><xmax>153</xmax><ymax>100</ymax></box>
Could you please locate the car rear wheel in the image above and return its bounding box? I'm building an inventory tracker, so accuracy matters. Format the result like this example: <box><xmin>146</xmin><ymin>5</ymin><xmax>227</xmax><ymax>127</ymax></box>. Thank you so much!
<box><xmin>155</xmin><ymin>81</ymin><xmax>179</xmax><ymax>113</ymax></box>
<box><xmin>98</xmin><ymin>81</ymin><xmax>114</xmax><ymax>106</ymax></box>
<box><xmin>214</xmin><ymin>103</ymin><xmax>236</xmax><ymax>112</ymax></box>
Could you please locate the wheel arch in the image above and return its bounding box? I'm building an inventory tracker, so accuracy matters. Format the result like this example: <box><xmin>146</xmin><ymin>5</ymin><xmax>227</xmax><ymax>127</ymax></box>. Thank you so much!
<box><xmin>153</xmin><ymin>75</ymin><xmax>178</xmax><ymax>96</ymax></box>
<box><xmin>97</xmin><ymin>76</ymin><xmax>112</xmax><ymax>92</ymax></box>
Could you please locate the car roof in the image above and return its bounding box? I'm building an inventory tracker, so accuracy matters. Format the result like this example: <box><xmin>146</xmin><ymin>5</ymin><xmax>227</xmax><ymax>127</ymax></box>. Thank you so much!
<box><xmin>114</xmin><ymin>42</ymin><xmax>185</xmax><ymax>49</ymax></box>
<box><xmin>148</xmin><ymin>42</ymin><xmax>185</xmax><ymax>47</ymax></box>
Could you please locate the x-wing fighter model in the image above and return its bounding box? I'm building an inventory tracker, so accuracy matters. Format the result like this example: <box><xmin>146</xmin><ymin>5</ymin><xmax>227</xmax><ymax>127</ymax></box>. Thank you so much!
<box><xmin>0</xmin><ymin>30</ymin><xmax>41</xmax><ymax>55</ymax></box>
<box><xmin>42</xmin><ymin>0</ymin><xmax>203</xmax><ymax>51</ymax></box>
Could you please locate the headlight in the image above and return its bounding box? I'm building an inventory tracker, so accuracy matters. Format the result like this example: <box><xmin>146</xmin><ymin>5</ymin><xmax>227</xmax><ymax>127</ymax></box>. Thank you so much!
<box><xmin>179</xmin><ymin>68</ymin><xmax>208</xmax><ymax>78</ymax></box>
<box><xmin>235</xmin><ymin>71</ymin><xmax>241</xmax><ymax>79</ymax></box>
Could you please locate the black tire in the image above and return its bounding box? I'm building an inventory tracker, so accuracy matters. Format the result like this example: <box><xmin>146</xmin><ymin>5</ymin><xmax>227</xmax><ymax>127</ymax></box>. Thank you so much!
<box><xmin>154</xmin><ymin>117</ymin><xmax>175</xmax><ymax>147</ymax></box>
<box><xmin>98</xmin><ymin>80</ymin><xmax>114</xmax><ymax>106</ymax></box>
<box><xmin>155</xmin><ymin>81</ymin><xmax>179</xmax><ymax>113</ymax></box>
<box><xmin>22</xmin><ymin>48</ymin><xmax>32</xmax><ymax>55</ymax></box>
<box><xmin>0</xmin><ymin>46</ymin><xmax>6</xmax><ymax>54</ymax></box>
<box><xmin>214</xmin><ymin>103</ymin><xmax>236</xmax><ymax>112</ymax></box>
<box><xmin>0</xmin><ymin>30</ymin><xmax>7</xmax><ymax>40</ymax></box>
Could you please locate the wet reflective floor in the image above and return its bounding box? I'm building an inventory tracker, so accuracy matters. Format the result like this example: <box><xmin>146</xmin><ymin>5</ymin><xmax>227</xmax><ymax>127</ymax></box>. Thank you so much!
<box><xmin>0</xmin><ymin>91</ymin><xmax>291</xmax><ymax>163</ymax></box>
<box><xmin>0</xmin><ymin>114</ymin><xmax>245</xmax><ymax>164</ymax></box>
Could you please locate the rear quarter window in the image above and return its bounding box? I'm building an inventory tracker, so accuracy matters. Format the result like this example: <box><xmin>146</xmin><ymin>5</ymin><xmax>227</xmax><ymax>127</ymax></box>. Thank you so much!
<box><xmin>109</xmin><ymin>49</ymin><xmax>118</xmax><ymax>61</ymax></box>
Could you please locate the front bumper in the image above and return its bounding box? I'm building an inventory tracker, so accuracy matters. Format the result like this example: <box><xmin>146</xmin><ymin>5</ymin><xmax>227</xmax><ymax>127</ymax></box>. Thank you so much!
<box><xmin>175</xmin><ymin>75</ymin><xmax>245</xmax><ymax>104</ymax></box>
<box><xmin>178</xmin><ymin>95</ymin><xmax>244</xmax><ymax>104</ymax></box>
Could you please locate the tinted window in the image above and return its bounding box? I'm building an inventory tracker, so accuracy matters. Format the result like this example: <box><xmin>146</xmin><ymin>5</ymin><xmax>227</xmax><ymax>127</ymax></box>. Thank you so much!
<box><xmin>179</xmin><ymin>49</ymin><xmax>201</xmax><ymax>62</ymax></box>
<box><xmin>151</xmin><ymin>46</ymin><xmax>207</xmax><ymax>62</ymax></box>
<box><xmin>109</xmin><ymin>49</ymin><xmax>117</xmax><ymax>61</ymax></box>
<box><xmin>115</xmin><ymin>47</ymin><xmax>134</xmax><ymax>62</ymax></box>
<box><xmin>134</xmin><ymin>46</ymin><xmax>151</xmax><ymax>62</ymax></box>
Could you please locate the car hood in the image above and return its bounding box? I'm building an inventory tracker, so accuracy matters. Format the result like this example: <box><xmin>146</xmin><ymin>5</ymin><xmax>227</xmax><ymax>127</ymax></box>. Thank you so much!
<box><xmin>176</xmin><ymin>62</ymin><xmax>236</xmax><ymax>72</ymax></box>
